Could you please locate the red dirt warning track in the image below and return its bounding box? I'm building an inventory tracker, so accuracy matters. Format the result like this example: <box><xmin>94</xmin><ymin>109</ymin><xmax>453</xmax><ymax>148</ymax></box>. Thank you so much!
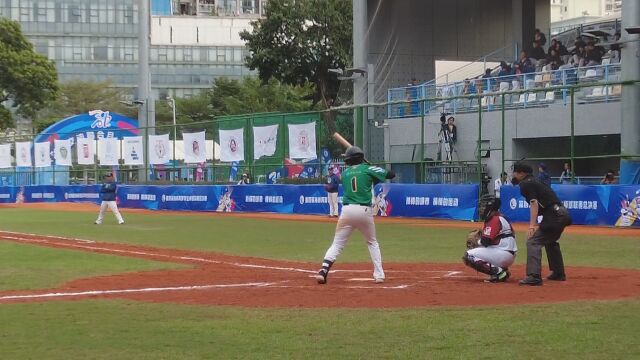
<box><xmin>0</xmin><ymin>230</ymin><xmax>639</xmax><ymax>308</ymax></box>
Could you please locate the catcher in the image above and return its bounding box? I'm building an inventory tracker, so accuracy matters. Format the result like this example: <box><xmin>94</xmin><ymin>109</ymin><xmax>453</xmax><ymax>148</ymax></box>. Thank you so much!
<box><xmin>463</xmin><ymin>197</ymin><xmax>517</xmax><ymax>282</ymax></box>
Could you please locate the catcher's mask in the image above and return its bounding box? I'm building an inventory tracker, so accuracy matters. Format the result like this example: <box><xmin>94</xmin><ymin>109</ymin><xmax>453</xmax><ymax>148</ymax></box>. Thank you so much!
<box><xmin>483</xmin><ymin>197</ymin><xmax>501</xmax><ymax>219</ymax></box>
<box><xmin>343</xmin><ymin>146</ymin><xmax>364</xmax><ymax>166</ymax></box>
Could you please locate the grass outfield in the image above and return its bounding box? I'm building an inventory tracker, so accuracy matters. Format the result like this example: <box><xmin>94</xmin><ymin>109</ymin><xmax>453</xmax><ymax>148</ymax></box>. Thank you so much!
<box><xmin>0</xmin><ymin>207</ymin><xmax>639</xmax><ymax>359</ymax></box>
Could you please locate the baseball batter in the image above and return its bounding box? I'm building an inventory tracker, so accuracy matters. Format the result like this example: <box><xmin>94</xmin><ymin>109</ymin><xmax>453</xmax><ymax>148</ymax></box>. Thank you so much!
<box><xmin>314</xmin><ymin>146</ymin><xmax>395</xmax><ymax>284</ymax></box>
<box><xmin>463</xmin><ymin>197</ymin><xmax>517</xmax><ymax>282</ymax></box>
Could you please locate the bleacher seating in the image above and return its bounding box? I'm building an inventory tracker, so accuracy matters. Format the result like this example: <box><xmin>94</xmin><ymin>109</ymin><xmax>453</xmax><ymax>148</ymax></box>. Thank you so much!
<box><xmin>387</xmin><ymin>63</ymin><xmax>622</xmax><ymax>118</ymax></box>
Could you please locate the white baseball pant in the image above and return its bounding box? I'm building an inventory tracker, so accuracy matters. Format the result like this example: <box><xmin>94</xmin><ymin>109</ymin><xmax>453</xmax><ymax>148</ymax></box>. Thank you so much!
<box><xmin>96</xmin><ymin>201</ymin><xmax>124</xmax><ymax>224</ymax></box>
<box><xmin>322</xmin><ymin>204</ymin><xmax>384</xmax><ymax>280</ymax></box>
<box><xmin>466</xmin><ymin>247</ymin><xmax>515</xmax><ymax>268</ymax></box>
<box><xmin>328</xmin><ymin>192</ymin><xmax>339</xmax><ymax>216</ymax></box>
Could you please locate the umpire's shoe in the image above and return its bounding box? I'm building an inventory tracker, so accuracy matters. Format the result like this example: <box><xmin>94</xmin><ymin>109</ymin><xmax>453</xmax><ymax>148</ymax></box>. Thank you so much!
<box><xmin>546</xmin><ymin>272</ymin><xmax>566</xmax><ymax>281</ymax></box>
<box><xmin>519</xmin><ymin>275</ymin><xmax>543</xmax><ymax>286</ymax></box>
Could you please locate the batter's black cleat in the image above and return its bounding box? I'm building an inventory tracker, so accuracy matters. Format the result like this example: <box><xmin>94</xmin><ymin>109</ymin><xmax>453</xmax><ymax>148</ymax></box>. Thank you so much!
<box><xmin>314</xmin><ymin>270</ymin><xmax>328</xmax><ymax>284</ymax></box>
<box><xmin>546</xmin><ymin>272</ymin><xmax>566</xmax><ymax>281</ymax></box>
<box><xmin>519</xmin><ymin>275</ymin><xmax>543</xmax><ymax>286</ymax></box>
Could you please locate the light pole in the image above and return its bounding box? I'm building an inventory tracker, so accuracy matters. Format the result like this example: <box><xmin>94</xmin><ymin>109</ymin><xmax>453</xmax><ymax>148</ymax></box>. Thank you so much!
<box><xmin>167</xmin><ymin>97</ymin><xmax>177</xmax><ymax>137</ymax></box>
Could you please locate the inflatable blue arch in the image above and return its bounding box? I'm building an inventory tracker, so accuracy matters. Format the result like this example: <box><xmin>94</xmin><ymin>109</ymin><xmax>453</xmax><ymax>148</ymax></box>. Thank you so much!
<box><xmin>34</xmin><ymin>110</ymin><xmax>139</xmax><ymax>143</ymax></box>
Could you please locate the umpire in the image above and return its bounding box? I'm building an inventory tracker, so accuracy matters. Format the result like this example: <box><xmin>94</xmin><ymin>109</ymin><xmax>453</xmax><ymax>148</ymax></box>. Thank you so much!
<box><xmin>511</xmin><ymin>162</ymin><xmax>572</xmax><ymax>286</ymax></box>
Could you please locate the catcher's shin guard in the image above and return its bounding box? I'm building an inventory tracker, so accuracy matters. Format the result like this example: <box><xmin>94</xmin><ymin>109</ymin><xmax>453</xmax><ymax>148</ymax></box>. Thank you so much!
<box><xmin>462</xmin><ymin>253</ymin><xmax>500</xmax><ymax>276</ymax></box>
<box><xmin>314</xmin><ymin>259</ymin><xmax>334</xmax><ymax>284</ymax></box>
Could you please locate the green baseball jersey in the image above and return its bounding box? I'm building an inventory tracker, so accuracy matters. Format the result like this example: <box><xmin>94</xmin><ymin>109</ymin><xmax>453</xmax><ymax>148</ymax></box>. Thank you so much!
<box><xmin>342</xmin><ymin>164</ymin><xmax>388</xmax><ymax>205</ymax></box>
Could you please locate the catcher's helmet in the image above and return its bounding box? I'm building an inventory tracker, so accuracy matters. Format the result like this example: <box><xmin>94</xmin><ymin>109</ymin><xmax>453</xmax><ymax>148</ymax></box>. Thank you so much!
<box><xmin>343</xmin><ymin>146</ymin><xmax>364</xmax><ymax>165</ymax></box>
<box><xmin>482</xmin><ymin>196</ymin><xmax>501</xmax><ymax>219</ymax></box>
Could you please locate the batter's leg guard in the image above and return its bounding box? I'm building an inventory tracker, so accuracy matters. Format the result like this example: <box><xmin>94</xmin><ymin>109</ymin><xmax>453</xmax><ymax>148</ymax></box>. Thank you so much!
<box><xmin>462</xmin><ymin>253</ymin><xmax>500</xmax><ymax>276</ymax></box>
<box><xmin>314</xmin><ymin>259</ymin><xmax>334</xmax><ymax>284</ymax></box>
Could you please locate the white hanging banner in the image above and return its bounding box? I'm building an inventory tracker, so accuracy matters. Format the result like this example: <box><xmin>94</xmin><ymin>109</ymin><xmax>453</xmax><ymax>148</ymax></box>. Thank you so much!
<box><xmin>123</xmin><ymin>136</ymin><xmax>144</xmax><ymax>165</ymax></box>
<box><xmin>98</xmin><ymin>137</ymin><xmax>120</xmax><ymax>166</ymax></box>
<box><xmin>148</xmin><ymin>134</ymin><xmax>171</xmax><ymax>165</ymax></box>
<box><xmin>15</xmin><ymin>141</ymin><xmax>32</xmax><ymax>167</ymax></box>
<box><xmin>76</xmin><ymin>136</ymin><xmax>95</xmax><ymax>165</ymax></box>
<box><xmin>288</xmin><ymin>122</ymin><xmax>317</xmax><ymax>160</ymax></box>
<box><xmin>253</xmin><ymin>124</ymin><xmax>278</xmax><ymax>160</ymax></box>
<box><xmin>219</xmin><ymin>128</ymin><xmax>245</xmax><ymax>162</ymax></box>
<box><xmin>183</xmin><ymin>131</ymin><xmax>207</xmax><ymax>164</ymax></box>
<box><xmin>34</xmin><ymin>141</ymin><xmax>51</xmax><ymax>168</ymax></box>
<box><xmin>54</xmin><ymin>139</ymin><xmax>72</xmax><ymax>166</ymax></box>
<box><xmin>0</xmin><ymin>144</ymin><xmax>11</xmax><ymax>168</ymax></box>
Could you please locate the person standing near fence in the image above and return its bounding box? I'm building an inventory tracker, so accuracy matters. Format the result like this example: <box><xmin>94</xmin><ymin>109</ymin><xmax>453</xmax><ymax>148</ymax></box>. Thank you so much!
<box><xmin>95</xmin><ymin>173</ymin><xmax>124</xmax><ymax>225</ymax></box>
<box><xmin>325</xmin><ymin>166</ymin><xmax>340</xmax><ymax>217</ymax></box>
<box><xmin>559</xmin><ymin>162</ymin><xmax>573</xmax><ymax>184</ymax></box>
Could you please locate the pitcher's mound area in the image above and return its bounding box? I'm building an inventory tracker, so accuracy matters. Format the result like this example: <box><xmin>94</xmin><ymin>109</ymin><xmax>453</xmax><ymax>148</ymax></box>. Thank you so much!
<box><xmin>1</xmin><ymin>231</ymin><xmax>639</xmax><ymax>308</ymax></box>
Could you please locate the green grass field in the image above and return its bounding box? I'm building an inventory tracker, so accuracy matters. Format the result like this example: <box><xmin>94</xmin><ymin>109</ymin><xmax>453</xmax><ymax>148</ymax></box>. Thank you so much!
<box><xmin>0</xmin><ymin>207</ymin><xmax>639</xmax><ymax>359</ymax></box>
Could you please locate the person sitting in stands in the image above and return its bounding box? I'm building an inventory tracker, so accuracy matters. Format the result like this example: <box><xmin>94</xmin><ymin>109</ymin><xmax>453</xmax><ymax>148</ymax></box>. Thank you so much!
<box><xmin>515</xmin><ymin>51</ymin><xmax>535</xmax><ymax>74</ymax></box>
<box><xmin>530</xmin><ymin>41</ymin><xmax>546</xmax><ymax>62</ymax></box>
<box><xmin>585</xmin><ymin>42</ymin><xmax>602</xmax><ymax>66</ymax></box>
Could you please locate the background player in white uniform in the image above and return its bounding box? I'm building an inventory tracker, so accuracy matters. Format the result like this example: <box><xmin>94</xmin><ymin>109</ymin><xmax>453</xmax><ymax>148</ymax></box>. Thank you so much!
<box><xmin>463</xmin><ymin>197</ymin><xmax>517</xmax><ymax>282</ymax></box>
<box><xmin>315</xmin><ymin>146</ymin><xmax>395</xmax><ymax>284</ymax></box>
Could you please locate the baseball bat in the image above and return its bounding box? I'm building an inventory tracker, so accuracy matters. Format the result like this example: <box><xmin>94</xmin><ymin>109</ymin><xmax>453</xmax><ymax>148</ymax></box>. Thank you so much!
<box><xmin>332</xmin><ymin>132</ymin><xmax>352</xmax><ymax>149</ymax></box>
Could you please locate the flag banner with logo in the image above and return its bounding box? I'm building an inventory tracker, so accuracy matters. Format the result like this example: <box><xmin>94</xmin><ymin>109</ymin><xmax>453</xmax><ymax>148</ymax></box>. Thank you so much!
<box><xmin>183</xmin><ymin>131</ymin><xmax>207</xmax><ymax>164</ymax></box>
<box><xmin>54</xmin><ymin>139</ymin><xmax>72</xmax><ymax>166</ymax></box>
<box><xmin>76</xmin><ymin>136</ymin><xmax>95</xmax><ymax>165</ymax></box>
<box><xmin>15</xmin><ymin>141</ymin><xmax>32</xmax><ymax>167</ymax></box>
<box><xmin>288</xmin><ymin>122</ymin><xmax>317</xmax><ymax>159</ymax></box>
<box><xmin>34</xmin><ymin>142</ymin><xmax>51</xmax><ymax>168</ymax></box>
<box><xmin>148</xmin><ymin>134</ymin><xmax>171</xmax><ymax>165</ymax></box>
<box><xmin>123</xmin><ymin>136</ymin><xmax>144</xmax><ymax>165</ymax></box>
<box><xmin>219</xmin><ymin>128</ymin><xmax>245</xmax><ymax>162</ymax></box>
<box><xmin>98</xmin><ymin>137</ymin><xmax>120</xmax><ymax>166</ymax></box>
<box><xmin>253</xmin><ymin>124</ymin><xmax>278</xmax><ymax>159</ymax></box>
<box><xmin>0</xmin><ymin>144</ymin><xmax>11</xmax><ymax>168</ymax></box>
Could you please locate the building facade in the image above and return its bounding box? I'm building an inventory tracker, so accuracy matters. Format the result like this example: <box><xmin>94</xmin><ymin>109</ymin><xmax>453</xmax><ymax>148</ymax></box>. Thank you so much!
<box><xmin>0</xmin><ymin>0</ymin><xmax>264</xmax><ymax>101</ymax></box>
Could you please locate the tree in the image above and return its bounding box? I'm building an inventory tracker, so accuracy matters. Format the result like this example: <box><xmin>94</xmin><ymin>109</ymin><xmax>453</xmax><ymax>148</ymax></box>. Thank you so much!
<box><xmin>240</xmin><ymin>0</ymin><xmax>352</xmax><ymax>110</ymax></box>
<box><xmin>0</xmin><ymin>18</ymin><xmax>58</xmax><ymax>130</ymax></box>
<box><xmin>207</xmin><ymin>77</ymin><xmax>316</xmax><ymax>116</ymax></box>
<box><xmin>34</xmin><ymin>80</ymin><xmax>136</xmax><ymax>132</ymax></box>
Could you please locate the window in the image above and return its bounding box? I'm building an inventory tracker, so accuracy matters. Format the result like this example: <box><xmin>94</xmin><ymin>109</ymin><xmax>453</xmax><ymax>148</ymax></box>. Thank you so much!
<box><xmin>94</xmin><ymin>46</ymin><xmax>108</xmax><ymax>60</ymax></box>
<box><xmin>183</xmin><ymin>48</ymin><xmax>192</xmax><ymax>61</ymax></box>
<box><xmin>20</xmin><ymin>6</ymin><xmax>30</xmax><ymax>21</ymax></box>
<box><xmin>123</xmin><ymin>5</ymin><xmax>133</xmax><ymax>24</ymax></box>
<box><xmin>158</xmin><ymin>48</ymin><xmax>168</xmax><ymax>61</ymax></box>
<box><xmin>68</xmin><ymin>5</ymin><xmax>81</xmax><ymax>23</ymax></box>
<box><xmin>34</xmin><ymin>3</ymin><xmax>48</xmax><ymax>22</ymax></box>
<box><xmin>72</xmin><ymin>48</ymin><xmax>83</xmax><ymax>60</ymax></box>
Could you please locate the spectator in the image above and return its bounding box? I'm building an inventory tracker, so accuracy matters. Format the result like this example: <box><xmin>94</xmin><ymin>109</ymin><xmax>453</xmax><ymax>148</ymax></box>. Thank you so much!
<box><xmin>497</xmin><ymin>61</ymin><xmax>513</xmax><ymax>78</ymax></box>
<box><xmin>572</xmin><ymin>46</ymin><xmax>586</xmax><ymax>67</ymax></box>
<box><xmin>530</xmin><ymin>41</ymin><xmax>546</xmax><ymax>62</ymax></box>
<box><xmin>463</xmin><ymin>78</ymin><xmax>477</xmax><ymax>95</ymax></box>
<box><xmin>585</xmin><ymin>41</ymin><xmax>602</xmax><ymax>66</ymax></box>
<box><xmin>537</xmin><ymin>163</ymin><xmax>551</xmax><ymax>187</ymax></box>
<box><xmin>547</xmin><ymin>39</ymin><xmax>557</xmax><ymax>57</ymax></box>
<box><xmin>515</xmin><ymin>51</ymin><xmax>535</xmax><ymax>74</ymax></box>
<box><xmin>481</xmin><ymin>69</ymin><xmax>493</xmax><ymax>91</ymax></box>
<box><xmin>574</xmin><ymin>36</ymin><xmax>586</xmax><ymax>51</ymax></box>
<box><xmin>494</xmin><ymin>172</ymin><xmax>508</xmax><ymax>198</ymax></box>
<box><xmin>546</xmin><ymin>49</ymin><xmax>564</xmax><ymax>70</ymax></box>
<box><xmin>559</xmin><ymin>163</ymin><xmax>573</xmax><ymax>184</ymax></box>
<box><xmin>534</xmin><ymin>29</ymin><xmax>547</xmax><ymax>47</ymax></box>
<box><xmin>446</xmin><ymin>116</ymin><xmax>457</xmax><ymax>144</ymax></box>
<box><xmin>600</xmin><ymin>170</ymin><xmax>617</xmax><ymax>184</ymax></box>
<box><xmin>237</xmin><ymin>172</ymin><xmax>250</xmax><ymax>185</ymax></box>
<box><xmin>555</xmin><ymin>40</ymin><xmax>569</xmax><ymax>56</ymax></box>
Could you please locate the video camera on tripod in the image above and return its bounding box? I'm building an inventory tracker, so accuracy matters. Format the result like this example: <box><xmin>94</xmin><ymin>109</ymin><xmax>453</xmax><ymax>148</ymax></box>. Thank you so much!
<box><xmin>437</xmin><ymin>112</ymin><xmax>457</xmax><ymax>161</ymax></box>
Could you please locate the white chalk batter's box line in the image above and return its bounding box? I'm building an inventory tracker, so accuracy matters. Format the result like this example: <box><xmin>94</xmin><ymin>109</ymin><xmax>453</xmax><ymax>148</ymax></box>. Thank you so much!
<box><xmin>0</xmin><ymin>232</ymin><xmax>466</xmax><ymax>278</ymax></box>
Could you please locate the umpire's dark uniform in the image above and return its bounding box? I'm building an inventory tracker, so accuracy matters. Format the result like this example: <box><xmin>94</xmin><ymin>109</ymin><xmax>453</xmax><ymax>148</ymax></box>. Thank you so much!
<box><xmin>518</xmin><ymin>175</ymin><xmax>572</xmax><ymax>285</ymax></box>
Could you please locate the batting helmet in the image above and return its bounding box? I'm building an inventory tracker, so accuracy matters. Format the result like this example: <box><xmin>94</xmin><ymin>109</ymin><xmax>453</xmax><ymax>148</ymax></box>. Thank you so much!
<box><xmin>343</xmin><ymin>146</ymin><xmax>364</xmax><ymax>165</ymax></box>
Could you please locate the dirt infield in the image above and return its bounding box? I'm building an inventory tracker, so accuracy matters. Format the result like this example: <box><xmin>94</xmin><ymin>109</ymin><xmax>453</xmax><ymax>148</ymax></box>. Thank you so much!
<box><xmin>5</xmin><ymin>202</ymin><xmax>640</xmax><ymax>237</ymax></box>
<box><xmin>1</xmin><ymin>230</ymin><xmax>639</xmax><ymax>308</ymax></box>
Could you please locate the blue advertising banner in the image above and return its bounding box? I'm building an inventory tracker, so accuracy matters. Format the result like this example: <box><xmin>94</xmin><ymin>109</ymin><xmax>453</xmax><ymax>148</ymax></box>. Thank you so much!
<box><xmin>500</xmin><ymin>184</ymin><xmax>640</xmax><ymax>227</ymax></box>
<box><xmin>374</xmin><ymin>183</ymin><xmax>479</xmax><ymax>220</ymax></box>
<box><xmin>3</xmin><ymin>183</ymin><xmax>635</xmax><ymax>226</ymax></box>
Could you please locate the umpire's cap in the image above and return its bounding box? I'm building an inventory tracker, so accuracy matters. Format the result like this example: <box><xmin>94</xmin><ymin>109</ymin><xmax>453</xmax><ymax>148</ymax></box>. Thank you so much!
<box><xmin>512</xmin><ymin>161</ymin><xmax>533</xmax><ymax>174</ymax></box>
<box><xmin>342</xmin><ymin>146</ymin><xmax>364</xmax><ymax>160</ymax></box>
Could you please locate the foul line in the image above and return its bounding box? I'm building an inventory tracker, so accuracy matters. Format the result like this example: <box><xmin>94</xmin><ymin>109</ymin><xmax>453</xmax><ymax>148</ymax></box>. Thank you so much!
<box><xmin>0</xmin><ymin>282</ymin><xmax>278</xmax><ymax>301</ymax></box>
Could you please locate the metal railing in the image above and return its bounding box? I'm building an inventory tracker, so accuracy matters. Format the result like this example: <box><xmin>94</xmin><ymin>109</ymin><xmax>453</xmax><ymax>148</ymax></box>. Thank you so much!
<box><xmin>388</xmin><ymin>63</ymin><xmax>623</xmax><ymax>118</ymax></box>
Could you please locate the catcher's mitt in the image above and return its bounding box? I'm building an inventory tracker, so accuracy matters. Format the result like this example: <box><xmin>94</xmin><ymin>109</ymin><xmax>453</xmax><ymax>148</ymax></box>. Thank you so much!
<box><xmin>466</xmin><ymin>229</ymin><xmax>482</xmax><ymax>250</ymax></box>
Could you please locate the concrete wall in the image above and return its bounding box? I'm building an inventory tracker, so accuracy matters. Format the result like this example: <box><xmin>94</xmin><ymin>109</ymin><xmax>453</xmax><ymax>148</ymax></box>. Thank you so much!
<box><xmin>386</xmin><ymin>101</ymin><xmax>621</xmax><ymax>180</ymax></box>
